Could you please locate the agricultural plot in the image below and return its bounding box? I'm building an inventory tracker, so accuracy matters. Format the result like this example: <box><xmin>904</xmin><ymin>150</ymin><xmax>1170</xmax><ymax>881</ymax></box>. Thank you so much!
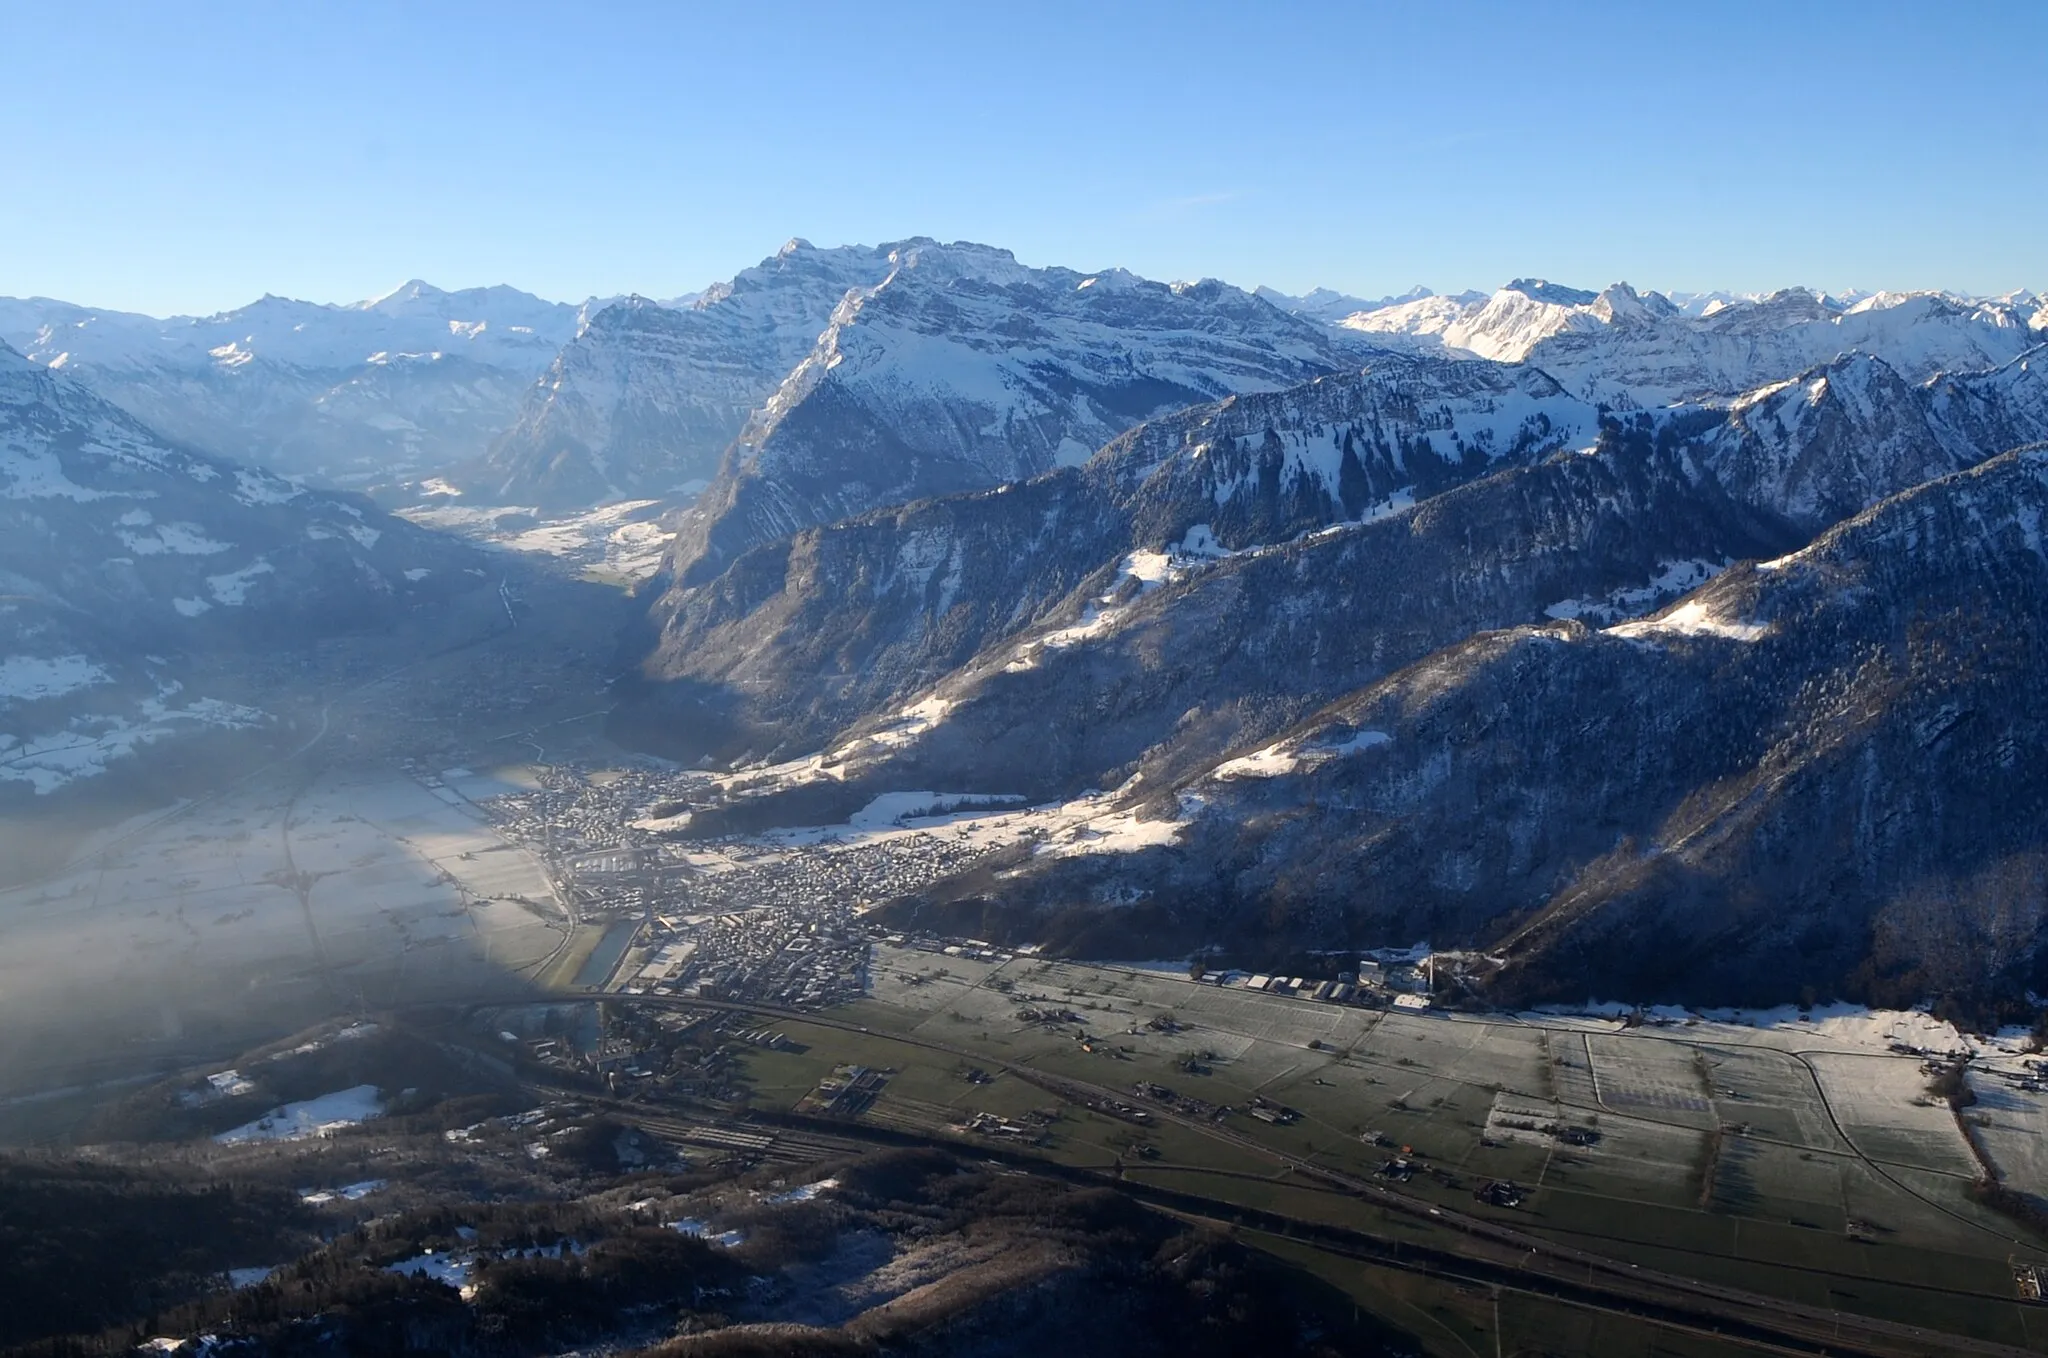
<box><xmin>1582</xmin><ymin>1032</ymin><xmax>1719</xmax><ymax>1128</ymax></box>
<box><xmin>1704</xmin><ymin>1133</ymin><xmax>1846</xmax><ymax>1224</ymax></box>
<box><xmin>1542</xmin><ymin>1109</ymin><xmax>1709</xmax><ymax>1210</ymax></box>
<box><xmin>1807</xmin><ymin>1052</ymin><xmax>1981</xmax><ymax>1178</ymax></box>
<box><xmin>1693</xmin><ymin>1042</ymin><xmax>1851</xmax><ymax>1152</ymax></box>
<box><xmin>1970</xmin><ymin>1076</ymin><xmax>2048</xmax><ymax>1196</ymax></box>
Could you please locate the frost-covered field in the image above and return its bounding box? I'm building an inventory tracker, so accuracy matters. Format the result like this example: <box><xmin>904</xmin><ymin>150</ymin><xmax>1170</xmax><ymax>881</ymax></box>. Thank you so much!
<box><xmin>850</xmin><ymin>944</ymin><xmax>2046</xmax><ymax>1226</ymax></box>
<box><xmin>0</xmin><ymin>766</ymin><xmax>563</xmax><ymax>1091</ymax></box>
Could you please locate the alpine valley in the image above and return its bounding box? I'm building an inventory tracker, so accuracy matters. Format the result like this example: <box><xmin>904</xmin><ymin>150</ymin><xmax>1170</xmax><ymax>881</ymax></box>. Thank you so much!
<box><xmin>7</xmin><ymin>243</ymin><xmax>2048</xmax><ymax>1020</ymax></box>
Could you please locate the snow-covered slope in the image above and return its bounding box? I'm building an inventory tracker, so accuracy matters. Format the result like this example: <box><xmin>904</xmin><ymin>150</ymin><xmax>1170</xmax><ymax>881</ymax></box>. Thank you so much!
<box><xmin>629</xmin><ymin>355</ymin><xmax>1603</xmax><ymax>760</ymax></box>
<box><xmin>0</xmin><ymin>282</ymin><xmax>580</xmax><ymax>484</ymax></box>
<box><xmin>0</xmin><ymin>341</ymin><xmax>489</xmax><ymax>797</ymax></box>
<box><xmin>631</xmin><ymin>345</ymin><xmax>2048</xmax><ymax>834</ymax></box>
<box><xmin>480</xmin><ymin>239</ymin><xmax>903</xmax><ymax>508</ymax></box>
<box><xmin>664</xmin><ymin>240</ymin><xmax>1358</xmax><ymax>587</ymax></box>
<box><xmin>1704</xmin><ymin>347</ymin><xmax>2048</xmax><ymax>525</ymax></box>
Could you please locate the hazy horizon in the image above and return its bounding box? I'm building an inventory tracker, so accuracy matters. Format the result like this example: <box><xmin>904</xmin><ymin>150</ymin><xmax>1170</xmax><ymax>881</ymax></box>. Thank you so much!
<box><xmin>5</xmin><ymin>1</ymin><xmax>2043</xmax><ymax>315</ymax></box>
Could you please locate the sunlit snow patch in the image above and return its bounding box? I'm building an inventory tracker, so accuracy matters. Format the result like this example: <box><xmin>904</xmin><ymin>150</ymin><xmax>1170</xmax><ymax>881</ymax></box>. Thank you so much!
<box><xmin>1213</xmin><ymin>745</ymin><xmax>1300</xmax><ymax>779</ymax></box>
<box><xmin>1008</xmin><ymin>549</ymin><xmax>1186</xmax><ymax>670</ymax></box>
<box><xmin>119</xmin><ymin>521</ymin><xmax>232</xmax><ymax>556</ymax></box>
<box><xmin>831</xmin><ymin>694</ymin><xmax>956</xmax><ymax>759</ymax></box>
<box><xmin>766</xmin><ymin>1176</ymin><xmax>840</xmax><ymax>1203</ymax></box>
<box><xmin>178</xmin><ymin>1068</ymin><xmax>258</xmax><ymax>1107</ymax></box>
<box><xmin>387</xmin><ymin>1249</ymin><xmax>476</xmax><ymax>1296</ymax></box>
<box><xmin>207</xmin><ymin>558</ymin><xmax>274</xmax><ymax>605</ymax></box>
<box><xmin>300</xmin><ymin>1179</ymin><xmax>386</xmax><ymax>1204</ymax></box>
<box><xmin>1034</xmin><ymin>804</ymin><xmax>1188</xmax><ymax>858</ymax></box>
<box><xmin>1608</xmin><ymin>599</ymin><xmax>1768</xmax><ymax>642</ymax></box>
<box><xmin>1214</xmin><ymin>727</ymin><xmax>1390</xmax><ymax>780</ymax></box>
<box><xmin>849</xmin><ymin>792</ymin><xmax>1023</xmax><ymax>829</ymax></box>
<box><xmin>1544</xmin><ymin>559</ymin><xmax>1724</xmax><ymax>624</ymax></box>
<box><xmin>666</xmin><ymin>1219</ymin><xmax>747</xmax><ymax>1247</ymax></box>
<box><xmin>214</xmin><ymin>1085</ymin><xmax>384</xmax><ymax>1144</ymax></box>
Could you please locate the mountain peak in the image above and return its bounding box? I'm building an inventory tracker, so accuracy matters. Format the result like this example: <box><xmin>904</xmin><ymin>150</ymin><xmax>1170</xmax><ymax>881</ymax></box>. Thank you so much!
<box><xmin>1502</xmin><ymin>278</ymin><xmax>1599</xmax><ymax>306</ymax></box>
<box><xmin>364</xmin><ymin>278</ymin><xmax>445</xmax><ymax>309</ymax></box>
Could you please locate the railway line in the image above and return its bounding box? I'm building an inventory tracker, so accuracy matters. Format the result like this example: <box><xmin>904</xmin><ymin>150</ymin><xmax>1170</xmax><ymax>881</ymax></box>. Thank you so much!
<box><xmin>476</xmin><ymin>992</ymin><xmax>2044</xmax><ymax>1358</ymax></box>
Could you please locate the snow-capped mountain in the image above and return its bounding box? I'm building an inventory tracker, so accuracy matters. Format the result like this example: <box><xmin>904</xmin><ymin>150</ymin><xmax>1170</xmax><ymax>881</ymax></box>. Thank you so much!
<box><xmin>0</xmin><ymin>341</ymin><xmax>491</xmax><ymax>798</ymax></box>
<box><xmin>1706</xmin><ymin>347</ymin><xmax>2048</xmax><ymax>527</ymax></box>
<box><xmin>1252</xmin><ymin>284</ymin><xmax>1478</xmax><ymax>325</ymax></box>
<box><xmin>663</xmin><ymin>240</ymin><xmax>1358</xmax><ymax>588</ymax></box>
<box><xmin>480</xmin><ymin>240</ymin><xmax>905</xmax><ymax>508</ymax></box>
<box><xmin>1336</xmin><ymin>280</ymin><xmax>2045</xmax><ymax>405</ymax></box>
<box><xmin>0</xmin><ymin>282</ymin><xmax>580</xmax><ymax>485</ymax></box>
<box><xmin>903</xmin><ymin>447</ymin><xmax>2048</xmax><ymax>1007</ymax></box>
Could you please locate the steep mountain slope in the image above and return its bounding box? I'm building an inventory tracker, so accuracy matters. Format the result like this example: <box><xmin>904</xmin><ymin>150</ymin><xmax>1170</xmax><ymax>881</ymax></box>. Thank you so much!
<box><xmin>1705</xmin><ymin>347</ymin><xmax>2048</xmax><ymax>525</ymax></box>
<box><xmin>662</xmin><ymin>241</ymin><xmax>1357</xmax><ymax>589</ymax></box>
<box><xmin>686</xmin><ymin>439</ymin><xmax>1793</xmax><ymax>831</ymax></box>
<box><xmin>1339</xmin><ymin>282</ymin><xmax>2044</xmax><ymax>405</ymax></box>
<box><xmin>660</xmin><ymin>348</ymin><xmax>2048</xmax><ymax>829</ymax></box>
<box><xmin>480</xmin><ymin>240</ymin><xmax>904</xmax><ymax>507</ymax></box>
<box><xmin>905</xmin><ymin>448</ymin><xmax>2048</xmax><ymax>1008</ymax></box>
<box><xmin>625</xmin><ymin>358</ymin><xmax>1601</xmax><ymax>761</ymax></box>
<box><xmin>0</xmin><ymin>342</ymin><xmax>490</xmax><ymax>799</ymax></box>
<box><xmin>0</xmin><ymin>283</ymin><xmax>579</xmax><ymax>484</ymax></box>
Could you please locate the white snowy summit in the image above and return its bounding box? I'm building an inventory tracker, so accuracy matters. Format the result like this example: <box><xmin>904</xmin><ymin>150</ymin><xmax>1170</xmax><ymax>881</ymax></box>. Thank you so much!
<box><xmin>663</xmin><ymin>238</ymin><xmax>1356</xmax><ymax>584</ymax></box>
<box><xmin>1335</xmin><ymin>280</ymin><xmax>2046</xmax><ymax>405</ymax></box>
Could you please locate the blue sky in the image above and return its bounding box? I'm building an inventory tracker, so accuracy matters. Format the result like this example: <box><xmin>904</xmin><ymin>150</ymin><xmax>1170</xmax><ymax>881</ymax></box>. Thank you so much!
<box><xmin>4</xmin><ymin>1</ymin><xmax>2042</xmax><ymax>314</ymax></box>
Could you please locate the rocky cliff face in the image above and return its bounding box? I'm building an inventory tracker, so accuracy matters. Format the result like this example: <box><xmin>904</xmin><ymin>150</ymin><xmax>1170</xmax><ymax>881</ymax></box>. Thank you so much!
<box><xmin>479</xmin><ymin>240</ymin><xmax>904</xmax><ymax>507</ymax></box>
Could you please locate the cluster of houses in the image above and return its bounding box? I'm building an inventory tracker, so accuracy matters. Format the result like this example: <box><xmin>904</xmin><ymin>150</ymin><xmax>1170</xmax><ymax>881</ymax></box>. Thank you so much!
<box><xmin>1230</xmin><ymin>953</ymin><xmax>1435</xmax><ymax>1009</ymax></box>
<box><xmin>622</xmin><ymin>909</ymin><xmax>870</xmax><ymax>1009</ymax></box>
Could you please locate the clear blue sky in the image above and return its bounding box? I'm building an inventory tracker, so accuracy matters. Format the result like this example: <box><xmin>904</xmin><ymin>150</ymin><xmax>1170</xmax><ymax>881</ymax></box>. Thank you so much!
<box><xmin>4</xmin><ymin>0</ymin><xmax>2042</xmax><ymax>315</ymax></box>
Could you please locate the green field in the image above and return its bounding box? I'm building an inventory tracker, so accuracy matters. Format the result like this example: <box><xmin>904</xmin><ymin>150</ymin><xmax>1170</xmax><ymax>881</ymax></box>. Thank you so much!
<box><xmin>708</xmin><ymin>946</ymin><xmax>2048</xmax><ymax>1353</ymax></box>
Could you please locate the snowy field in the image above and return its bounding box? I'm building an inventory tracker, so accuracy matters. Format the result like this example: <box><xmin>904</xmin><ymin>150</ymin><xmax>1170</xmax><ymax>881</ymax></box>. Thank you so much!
<box><xmin>0</xmin><ymin>766</ymin><xmax>564</xmax><ymax>1092</ymax></box>
<box><xmin>397</xmin><ymin>498</ymin><xmax>676</xmax><ymax>582</ymax></box>
<box><xmin>215</xmin><ymin>1084</ymin><xmax>384</xmax><ymax>1143</ymax></box>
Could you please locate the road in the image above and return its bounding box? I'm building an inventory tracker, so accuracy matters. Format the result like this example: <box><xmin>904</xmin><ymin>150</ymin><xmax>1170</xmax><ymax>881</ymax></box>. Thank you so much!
<box><xmin>475</xmin><ymin>992</ymin><xmax>2043</xmax><ymax>1358</ymax></box>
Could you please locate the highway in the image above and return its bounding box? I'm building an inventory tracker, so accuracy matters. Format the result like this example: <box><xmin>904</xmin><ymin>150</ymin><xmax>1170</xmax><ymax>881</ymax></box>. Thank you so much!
<box><xmin>484</xmin><ymin>991</ymin><xmax>2043</xmax><ymax>1358</ymax></box>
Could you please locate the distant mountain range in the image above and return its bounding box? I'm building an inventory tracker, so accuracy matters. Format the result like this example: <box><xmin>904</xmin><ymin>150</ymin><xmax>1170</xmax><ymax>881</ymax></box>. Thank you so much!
<box><xmin>0</xmin><ymin>281</ymin><xmax>582</xmax><ymax>487</ymax></box>
<box><xmin>7</xmin><ymin>240</ymin><xmax>2047</xmax><ymax>1006</ymax></box>
<box><xmin>0</xmin><ymin>339</ymin><xmax>492</xmax><ymax>800</ymax></box>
